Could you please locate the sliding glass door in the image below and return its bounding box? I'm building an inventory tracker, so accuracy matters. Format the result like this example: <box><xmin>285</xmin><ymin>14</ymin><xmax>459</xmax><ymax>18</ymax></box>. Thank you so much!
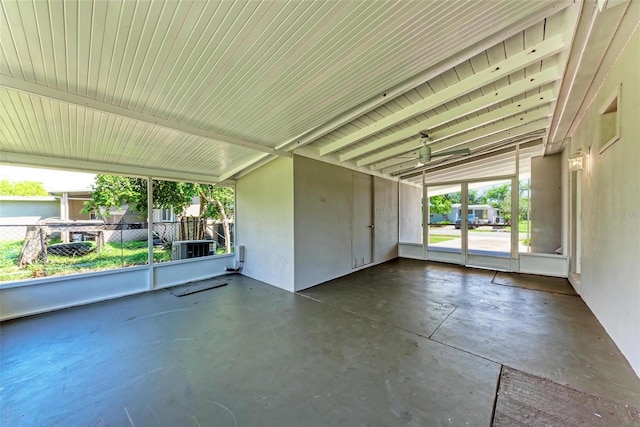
<box><xmin>426</xmin><ymin>184</ymin><xmax>463</xmax><ymax>263</ymax></box>
<box><xmin>426</xmin><ymin>176</ymin><xmax>518</xmax><ymax>269</ymax></box>
<box><xmin>466</xmin><ymin>179</ymin><xmax>511</xmax><ymax>257</ymax></box>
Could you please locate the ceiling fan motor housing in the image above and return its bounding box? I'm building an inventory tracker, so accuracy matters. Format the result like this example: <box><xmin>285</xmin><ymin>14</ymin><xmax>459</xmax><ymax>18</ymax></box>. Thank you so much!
<box><xmin>419</xmin><ymin>145</ymin><xmax>431</xmax><ymax>163</ymax></box>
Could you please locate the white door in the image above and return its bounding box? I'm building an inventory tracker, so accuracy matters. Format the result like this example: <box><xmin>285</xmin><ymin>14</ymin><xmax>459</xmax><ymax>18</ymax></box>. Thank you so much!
<box><xmin>352</xmin><ymin>174</ymin><xmax>373</xmax><ymax>269</ymax></box>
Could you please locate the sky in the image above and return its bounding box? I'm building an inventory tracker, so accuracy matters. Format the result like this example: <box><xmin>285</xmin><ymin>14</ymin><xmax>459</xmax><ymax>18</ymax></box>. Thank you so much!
<box><xmin>0</xmin><ymin>165</ymin><xmax>96</xmax><ymax>192</ymax></box>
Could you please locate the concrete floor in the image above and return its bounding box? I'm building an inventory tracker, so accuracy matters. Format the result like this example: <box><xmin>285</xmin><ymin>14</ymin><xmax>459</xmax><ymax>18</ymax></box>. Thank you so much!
<box><xmin>1</xmin><ymin>259</ymin><xmax>639</xmax><ymax>426</ymax></box>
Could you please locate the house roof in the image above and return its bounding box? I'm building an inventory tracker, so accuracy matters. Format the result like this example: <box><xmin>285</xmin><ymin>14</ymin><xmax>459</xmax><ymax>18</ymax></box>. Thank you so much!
<box><xmin>0</xmin><ymin>196</ymin><xmax>57</xmax><ymax>202</ymax></box>
<box><xmin>0</xmin><ymin>0</ymin><xmax>625</xmax><ymax>185</ymax></box>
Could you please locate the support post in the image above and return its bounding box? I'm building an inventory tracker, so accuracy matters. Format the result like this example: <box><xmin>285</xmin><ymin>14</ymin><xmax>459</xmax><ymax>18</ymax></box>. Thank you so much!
<box><xmin>461</xmin><ymin>183</ymin><xmax>469</xmax><ymax>266</ymax></box>
<box><xmin>147</xmin><ymin>177</ymin><xmax>154</xmax><ymax>290</ymax></box>
<box><xmin>422</xmin><ymin>171</ymin><xmax>428</xmax><ymax>260</ymax></box>
<box><xmin>61</xmin><ymin>192</ymin><xmax>70</xmax><ymax>243</ymax></box>
<box><xmin>511</xmin><ymin>145</ymin><xmax>521</xmax><ymax>268</ymax></box>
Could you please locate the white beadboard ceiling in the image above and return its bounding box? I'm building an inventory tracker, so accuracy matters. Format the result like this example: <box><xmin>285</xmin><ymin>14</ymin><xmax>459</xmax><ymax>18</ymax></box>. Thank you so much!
<box><xmin>0</xmin><ymin>0</ymin><xmax>581</xmax><ymax>184</ymax></box>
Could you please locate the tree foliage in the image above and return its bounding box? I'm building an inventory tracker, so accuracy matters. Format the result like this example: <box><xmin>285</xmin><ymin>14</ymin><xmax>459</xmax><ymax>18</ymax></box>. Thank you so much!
<box><xmin>482</xmin><ymin>181</ymin><xmax>531</xmax><ymax>222</ymax></box>
<box><xmin>83</xmin><ymin>176</ymin><xmax>233</xmax><ymax>218</ymax></box>
<box><xmin>468</xmin><ymin>189</ymin><xmax>483</xmax><ymax>205</ymax></box>
<box><xmin>428</xmin><ymin>181</ymin><xmax>530</xmax><ymax>223</ymax></box>
<box><xmin>484</xmin><ymin>184</ymin><xmax>510</xmax><ymax>208</ymax></box>
<box><xmin>0</xmin><ymin>180</ymin><xmax>48</xmax><ymax>196</ymax></box>
<box><xmin>429</xmin><ymin>192</ymin><xmax>461</xmax><ymax>216</ymax></box>
<box><xmin>83</xmin><ymin>175</ymin><xmax>235</xmax><ymax>252</ymax></box>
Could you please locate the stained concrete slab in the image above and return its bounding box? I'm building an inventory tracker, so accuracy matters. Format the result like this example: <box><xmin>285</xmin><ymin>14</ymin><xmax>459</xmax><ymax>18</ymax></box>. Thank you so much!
<box><xmin>494</xmin><ymin>367</ymin><xmax>640</xmax><ymax>426</ymax></box>
<box><xmin>2</xmin><ymin>259</ymin><xmax>639</xmax><ymax>425</ymax></box>
<box><xmin>1</xmin><ymin>272</ymin><xmax>500</xmax><ymax>426</ymax></box>
<box><xmin>301</xmin><ymin>260</ymin><xmax>495</xmax><ymax>337</ymax></box>
<box><xmin>430</xmin><ymin>289</ymin><xmax>640</xmax><ymax>405</ymax></box>
<box><xmin>492</xmin><ymin>271</ymin><xmax>577</xmax><ymax>295</ymax></box>
<box><xmin>303</xmin><ymin>259</ymin><xmax>640</xmax><ymax>406</ymax></box>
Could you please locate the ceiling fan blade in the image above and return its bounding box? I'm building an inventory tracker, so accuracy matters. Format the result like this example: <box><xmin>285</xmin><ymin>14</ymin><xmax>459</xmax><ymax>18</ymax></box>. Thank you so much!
<box><xmin>429</xmin><ymin>148</ymin><xmax>470</xmax><ymax>158</ymax></box>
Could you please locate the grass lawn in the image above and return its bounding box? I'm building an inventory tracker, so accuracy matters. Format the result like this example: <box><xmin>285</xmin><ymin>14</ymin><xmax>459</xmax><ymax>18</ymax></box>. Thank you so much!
<box><xmin>428</xmin><ymin>234</ymin><xmax>456</xmax><ymax>244</ymax></box>
<box><xmin>468</xmin><ymin>220</ymin><xmax>530</xmax><ymax>233</ymax></box>
<box><xmin>0</xmin><ymin>240</ymin><xmax>32</xmax><ymax>282</ymax></box>
<box><xmin>0</xmin><ymin>240</ymin><xmax>172</xmax><ymax>282</ymax></box>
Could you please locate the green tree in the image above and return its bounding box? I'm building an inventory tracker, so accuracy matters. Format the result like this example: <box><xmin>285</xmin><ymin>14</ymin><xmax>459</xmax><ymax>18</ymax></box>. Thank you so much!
<box><xmin>429</xmin><ymin>192</ymin><xmax>461</xmax><ymax>219</ymax></box>
<box><xmin>478</xmin><ymin>181</ymin><xmax>531</xmax><ymax>222</ymax></box>
<box><xmin>518</xmin><ymin>180</ymin><xmax>530</xmax><ymax>221</ymax></box>
<box><xmin>197</xmin><ymin>186</ymin><xmax>234</xmax><ymax>253</ymax></box>
<box><xmin>429</xmin><ymin>195</ymin><xmax>453</xmax><ymax>216</ymax></box>
<box><xmin>468</xmin><ymin>189</ymin><xmax>484</xmax><ymax>205</ymax></box>
<box><xmin>485</xmin><ymin>184</ymin><xmax>510</xmax><ymax>208</ymax></box>
<box><xmin>83</xmin><ymin>175</ymin><xmax>234</xmax><ymax>253</ymax></box>
<box><xmin>0</xmin><ymin>180</ymin><xmax>48</xmax><ymax>196</ymax></box>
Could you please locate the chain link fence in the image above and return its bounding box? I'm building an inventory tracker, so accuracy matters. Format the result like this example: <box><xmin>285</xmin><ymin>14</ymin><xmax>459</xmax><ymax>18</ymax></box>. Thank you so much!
<box><xmin>0</xmin><ymin>219</ymin><xmax>233</xmax><ymax>283</ymax></box>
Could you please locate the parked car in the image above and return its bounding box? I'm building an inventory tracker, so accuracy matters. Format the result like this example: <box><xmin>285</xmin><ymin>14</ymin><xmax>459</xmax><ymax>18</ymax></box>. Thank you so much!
<box><xmin>454</xmin><ymin>214</ymin><xmax>479</xmax><ymax>229</ymax></box>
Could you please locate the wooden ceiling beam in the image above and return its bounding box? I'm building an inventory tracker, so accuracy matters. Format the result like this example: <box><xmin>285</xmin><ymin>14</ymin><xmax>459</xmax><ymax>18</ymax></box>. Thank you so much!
<box><xmin>376</xmin><ymin>119</ymin><xmax>548</xmax><ymax>174</ymax></box>
<box><xmin>339</xmin><ymin>68</ymin><xmax>559</xmax><ymax>162</ymax></box>
<box><xmin>319</xmin><ymin>34</ymin><xmax>566</xmax><ymax>156</ymax></box>
<box><xmin>361</xmin><ymin>105</ymin><xmax>552</xmax><ymax>168</ymax></box>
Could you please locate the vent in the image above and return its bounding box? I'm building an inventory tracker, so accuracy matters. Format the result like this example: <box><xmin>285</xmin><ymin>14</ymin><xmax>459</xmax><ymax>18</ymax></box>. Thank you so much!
<box><xmin>172</xmin><ymin>240</ymin><xmax>216</xmax><ymax>261</ymax></box>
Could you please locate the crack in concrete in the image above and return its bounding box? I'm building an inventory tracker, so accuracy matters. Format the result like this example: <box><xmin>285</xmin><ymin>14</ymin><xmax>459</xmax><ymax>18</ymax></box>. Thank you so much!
<box><xmin>428</xmin><ymin>305</ymin><xmax>458</xmax><ymax>339</ymax></box>
<box><xmin>428</xmin><ymin>337</ymin><xmax>501</xmax><ymax>365</ymax></box>
<box><xmin>489</xmin><ymin>365</ymin><xmax>504</xmax><ymax>426</ymax></box>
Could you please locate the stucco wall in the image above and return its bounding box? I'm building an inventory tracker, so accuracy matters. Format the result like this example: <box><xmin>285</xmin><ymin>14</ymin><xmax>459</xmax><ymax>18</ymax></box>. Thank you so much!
<box><xmin>399</xmin><ymin>183</ymin><xmax>422</xmax><ymax>243</ymax></box>
<box><xmin>293</xmin><ymin>156</ymin><xmax>399</xmax><ymax>291</ymax></box>
<box><xmin>236</xmin><ymin>157</ymin><xmax>295</xmax><ymax>291</ymax></box>
<box><xmin>373</xmin><ymin>177</ymin><xmax>399</xmax><ymax>264</ymax></box>
<box><xmin>0</xmin><ymin>198</ymin><xmax>61</xmax><ymax>241</ymax></box>
<box><xmin>293</xmin><ymin>156</ymin><xmax>353</xmax><ymax>291</ymax></box>
<box><xmin>0</xmin><ymin>198</ymin><xmax>60</xmax><ymax>223</ymax></box>
<box><xmin>568</xmin><ymin>29</ymin><xmax>640</xmax><ymax>376</ymax></box>
<box><xmin>531</xmin><ymin>154</ymin><xmax>562</xmax><ymax>253</ymax></box>
<box><xmin>69</xmin><ymin>199</ymin><xmax>91</xmax><ymax>220</ymax></box>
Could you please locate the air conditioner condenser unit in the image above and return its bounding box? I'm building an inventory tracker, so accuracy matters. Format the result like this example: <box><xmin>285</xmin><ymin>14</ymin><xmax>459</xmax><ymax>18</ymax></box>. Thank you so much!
<box><xmin>171</xmin><ymin>240</ymin><xmax>216</xmax><ymax>261</ymax></box>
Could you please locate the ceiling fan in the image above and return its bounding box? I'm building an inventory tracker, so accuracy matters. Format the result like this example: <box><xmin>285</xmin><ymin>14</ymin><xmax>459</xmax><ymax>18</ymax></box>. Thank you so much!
<box><xmin>415</xmin><ymin>132</ymin><xmax>471</xmax><ymax>167</ymax></box>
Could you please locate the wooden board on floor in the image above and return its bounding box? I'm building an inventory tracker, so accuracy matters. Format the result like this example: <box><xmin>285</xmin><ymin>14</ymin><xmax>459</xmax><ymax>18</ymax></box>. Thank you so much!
<box><xmin>493</xmin><ymin>367</ymin><xmax>640</xmax><ymax>426</ymax></box>
<box><xmin>168</xmin><ymin>279</ymin><xmax>227</xmax><ymax>297</ymax></box>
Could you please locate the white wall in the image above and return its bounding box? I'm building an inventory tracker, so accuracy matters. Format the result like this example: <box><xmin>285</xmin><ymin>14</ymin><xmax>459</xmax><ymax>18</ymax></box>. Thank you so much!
<box><xmin>568</xmin><ymin>29</ymin><xmax>640</xmax><ymax>376</ymax></box>
<box><xmin>293</xmin><ymin>156</ymin><xmax>352</xmax><ymax>291</ymax></box>
<box><xmin>292</xmin><ymin>156</ymin><xmax>399</xmax><ymax>291</ymax></box>
<box><xmin>154</xmin><ymin>254</ymin><xmax>235</xmax><ymax>289</ymax></box>
<box><xmin>0</xmin><ymin>255</ymin><xmax>235</xmax><ymax>321</ymax></box>
<box><xmin>373</xmin><ymin>177</ymin><xmax>399</xmax><ymax>264</ymax></box>
<box><xmin>530</xmin><ymin>154</ymin><xmax>562</xmax><ymax>253</ymax></box>
<box><xmin>399</xmin><ymin>183</ymin><xmax>422</xmax><ymax>243</ymax></box>
<box><xmin>0</xmin><ymin>267</ymin><xmax>149</xmax><ymax>320</ymax></box>
<box><xmin>236</xmin><ymin>157</ymin><xmax>295</xmax><ymax>291</ymax></box>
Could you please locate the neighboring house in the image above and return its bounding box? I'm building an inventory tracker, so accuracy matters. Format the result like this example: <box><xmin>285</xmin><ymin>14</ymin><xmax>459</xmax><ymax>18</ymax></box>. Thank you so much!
<box><xmin>1</xmin><ymin>190</ymin><xmax>162</xmax><ymax>243</ymax></box>
<box><xmin>0</xmin><ymin>196</ymin><xmax>60</xmax><ymax>242</ymax></box>
<box><xmin>451</xmin><ymin>204</ymin><xmax>501</xmax><ymax>225</ymax></box>
<box><xmin>2</xmin><ymin>187</ymin><xmax>231</xmax><ymax>245</ymax></box>
<box><xmin>0</xmin><ymin>196</ymin><xmax>60</xmax><ymax>224</ymax></box>
<box><xmin>429</xmin><ymin>205</ymin><xmax>500</xmax><ymax>225</ymax></box>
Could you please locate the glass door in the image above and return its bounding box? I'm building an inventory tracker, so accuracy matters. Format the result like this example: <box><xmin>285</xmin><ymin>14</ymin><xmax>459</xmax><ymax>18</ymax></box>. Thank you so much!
<box><xmin>426</xmin><ymin>184</ymin><xmax>463</xmax><ymax>264</ymax></box>
<box><xmin>465</xmin><ymin>178</ymin><xmax>515</xmax><ymax>270</ymax></box>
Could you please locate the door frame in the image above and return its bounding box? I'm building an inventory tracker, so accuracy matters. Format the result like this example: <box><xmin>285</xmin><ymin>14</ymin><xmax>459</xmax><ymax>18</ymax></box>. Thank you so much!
<box><xmin>424</xmin><ymin>174</ymin><xmax>518</xmax><ymax>270</ymax></box>
<box><xmin>352</xmin><ymin>173</ymin><xmax>374</xmax><ymax>269</ymax></box>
